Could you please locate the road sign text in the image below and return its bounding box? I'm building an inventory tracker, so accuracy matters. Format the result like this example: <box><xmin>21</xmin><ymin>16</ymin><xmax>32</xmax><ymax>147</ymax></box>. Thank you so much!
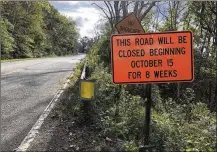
<box><xmin>111</xmin><ymin>31</ymin><xmax>194</xmax><ymax>84</ymax></box>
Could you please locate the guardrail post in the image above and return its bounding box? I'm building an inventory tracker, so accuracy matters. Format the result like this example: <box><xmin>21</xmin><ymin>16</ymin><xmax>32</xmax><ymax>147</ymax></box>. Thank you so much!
<box><xmin>80</xmin><ymin>63</ymin><xmax>92</xmax><ymax>125</ymax></box>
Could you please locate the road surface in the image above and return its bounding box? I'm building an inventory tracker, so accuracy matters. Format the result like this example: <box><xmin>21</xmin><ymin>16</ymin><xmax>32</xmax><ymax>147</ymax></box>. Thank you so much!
<box><xmin>1</xmin><ymin>54</ymin><xmax>85</xmax><ymax>151</ymax></box>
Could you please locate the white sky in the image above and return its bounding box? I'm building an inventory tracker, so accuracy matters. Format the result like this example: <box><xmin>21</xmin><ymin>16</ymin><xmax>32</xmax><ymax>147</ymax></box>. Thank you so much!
<box><xmin>49</xmin><ymin>1</ymin><xmax>103</xmax><ymax>38</ymax></box>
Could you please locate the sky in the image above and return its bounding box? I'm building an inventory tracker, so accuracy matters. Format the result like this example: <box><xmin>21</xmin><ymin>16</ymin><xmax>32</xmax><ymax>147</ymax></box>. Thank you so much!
<box><xmin>49</xmin><ymin>1</ymin><xmax>104</xmax><ymax>38</ymax></box>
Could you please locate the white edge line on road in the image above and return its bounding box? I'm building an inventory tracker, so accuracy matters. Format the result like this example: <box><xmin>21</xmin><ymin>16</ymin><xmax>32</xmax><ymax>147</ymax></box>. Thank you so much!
<box><xmin>15</xmin><ymin>72</ymin><xmax>74</xmax><ymax>152</ymax></box>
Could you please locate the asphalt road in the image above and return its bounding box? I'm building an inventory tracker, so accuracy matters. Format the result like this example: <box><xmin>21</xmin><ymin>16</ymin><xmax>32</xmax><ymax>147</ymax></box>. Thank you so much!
<box><xmin>1</xmin><ymin>54</ymin><xmax>86</xmax><ymax>151</ymax></box>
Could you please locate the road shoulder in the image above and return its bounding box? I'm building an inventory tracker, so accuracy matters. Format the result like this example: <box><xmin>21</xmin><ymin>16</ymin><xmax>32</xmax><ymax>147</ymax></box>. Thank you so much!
<box><xmin>27</xmin><ymin>64</ymin><xmax>121</xmax><ymax>151</ymax></box>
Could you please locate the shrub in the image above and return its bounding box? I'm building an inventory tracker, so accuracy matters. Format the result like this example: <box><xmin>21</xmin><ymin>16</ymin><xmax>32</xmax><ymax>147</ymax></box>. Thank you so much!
<box><xmin>82</xmin><ymin>33</ymin><xmax>216</xmax><ymax>152</ymax></box>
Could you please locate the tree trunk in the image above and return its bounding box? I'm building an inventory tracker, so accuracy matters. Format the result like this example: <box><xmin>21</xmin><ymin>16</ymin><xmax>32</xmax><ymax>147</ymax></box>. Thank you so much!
<box><xmin>177</xmin><ymin>83</ymin><xmax>180</xmax><ymax>98</ymax></box>
<box><xmin>209</xmin><ymin>80</ymin><xmax>212</xmax><ymax>105</ymax></box>
<box><xmin>214</xmin><ymin>38</ymin><xmax>217</xmax><ymax>111</ymax></box>
<box><xmin>139</xmin><ymin>2</ymin><xmax>156</xmax><ymax>21</ymax></box>
<box><xmin>133</xmin><ymin>1</ymin><xmax>139</xmax><ymax>17</ymax></box>
<box><xmin>197</xmin><ymin>32</ymin><xmax>208</xmax><ymax>77</ymax></box>
<box><xmin>214</xmin><ymin>2</ymin><xmax>217</xmax><ymax>110</ymax></box>
<box><xmin>114</xmin><ymin>1</ymin><xmax>120</xmax><ymax>24</ymax></box>
<box><xmin>122</xmin><ymin>1</ymin><xmax>128</xmax><ymax>17</ymax></box>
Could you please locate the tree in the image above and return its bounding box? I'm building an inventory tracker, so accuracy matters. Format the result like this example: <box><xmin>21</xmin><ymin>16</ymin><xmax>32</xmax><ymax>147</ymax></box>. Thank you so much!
<box><xmin>0</xmin><ymin>18</ymin><xmax>15</xmax><ymax>59</ymax></box>
<box><xmin>93</xmin><ymin>1</ymin><xmax>157</xmax><ymax>34</ymax></box>
<box><xmin>79</xmin><ymin>37</ymin><xmax>95</xmax><ymax>53</ymax></box>
<box><xmin>189</xmin><ymin>1</ymin><xmax>217</xmax><ymax>110</ymax></box>
<box><xmin>0</xmin><ymin>1</ymin><xmax>79</xmax><ymax>59</ymax></box>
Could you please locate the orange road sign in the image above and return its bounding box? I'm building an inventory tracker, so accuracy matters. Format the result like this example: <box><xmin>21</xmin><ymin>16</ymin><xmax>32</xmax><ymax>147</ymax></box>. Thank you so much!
<box><xmin>115</xmin><ymin>12</ymin><xmax>145</xmax><ymax>34</ymax></box>
<box><xmin>111</xmin><ymin>31</ymin><xmax>194</xmax><ymax>84</ymax></box>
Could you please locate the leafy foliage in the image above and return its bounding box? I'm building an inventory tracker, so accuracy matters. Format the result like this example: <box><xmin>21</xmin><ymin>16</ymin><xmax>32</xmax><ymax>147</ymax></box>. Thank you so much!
<box><xmin>1</xmin><ymin>18</ymin><xmax>15</xmax><ymax>59</ymax></box>
<box><xmin>0</xmin><ymin>1</ymin><xmax>79</xmax><ymax>59</ymax></box>
<box><xmin>83</xmin><ymin>24</ymin><xmax>216</xmax><ymax>151</ymax></box>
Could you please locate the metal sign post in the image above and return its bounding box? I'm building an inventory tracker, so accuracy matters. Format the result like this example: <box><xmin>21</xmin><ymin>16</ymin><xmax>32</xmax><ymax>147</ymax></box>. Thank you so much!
<box><xmin>140</xmin><ymin>84</ymin><xmax>152</xmax><ymax>152</ymax></box>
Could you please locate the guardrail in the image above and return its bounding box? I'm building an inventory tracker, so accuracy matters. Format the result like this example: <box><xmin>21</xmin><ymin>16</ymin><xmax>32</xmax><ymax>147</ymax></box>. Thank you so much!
<box><xmin>80</xmin><ymin>63</ymin><xmax>87</xmax><ymax>79</ymax></box>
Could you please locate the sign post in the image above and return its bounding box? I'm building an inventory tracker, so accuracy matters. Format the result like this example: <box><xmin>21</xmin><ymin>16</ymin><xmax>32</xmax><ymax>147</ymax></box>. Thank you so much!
<box><xmin>142</xmin><ymin>83</ymin><xmax>152</xmax><ymax>151</ymax></box>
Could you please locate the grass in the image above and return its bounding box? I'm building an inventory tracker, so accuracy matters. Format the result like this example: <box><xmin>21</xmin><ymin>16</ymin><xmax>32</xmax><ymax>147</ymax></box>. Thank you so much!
<box><xmin>1</xmin><ymin>53</ymin><xmax>80</xmax><ymax>63</ymax></box>
<box><xmin>1</xmin><ymin>58</ymin><xmax>37</xmax><ymax>63</ymax></box>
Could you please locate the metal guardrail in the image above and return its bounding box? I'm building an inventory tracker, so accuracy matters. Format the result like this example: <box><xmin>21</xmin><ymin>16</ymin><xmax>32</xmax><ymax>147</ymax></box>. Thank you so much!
<box><xmin>80</xmin><ymin>63</ymin><xmax>86</xmax><ymax>79</ymax></box>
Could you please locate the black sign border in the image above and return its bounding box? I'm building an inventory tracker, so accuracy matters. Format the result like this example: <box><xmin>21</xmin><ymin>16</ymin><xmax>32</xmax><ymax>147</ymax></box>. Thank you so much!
<box><xmin>111</xmin><ymin>31</ymin><xmax>194</xmax><ymax>84</ymax></box>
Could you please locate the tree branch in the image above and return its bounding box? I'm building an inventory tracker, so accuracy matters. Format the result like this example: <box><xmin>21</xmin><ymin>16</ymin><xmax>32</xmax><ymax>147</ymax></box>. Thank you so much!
<box><xmin>114</xmin><ymin>1</ymin><xmax>120</xmax><ymax>23</ymax></box>
<box><xmin>139</xmin><ymin>1</ymin><xmax>157</xmax><ymax>21</ymax></box>
<box><xmin>133</xmin><ymin>1</ymin><xmax>139</xmax><ymax>17</ymax></box>
<box><xmin>92</xmin><ymin>3</ymin><xmax>113</xmax><ymax>28</ymax></box>
<box><xmin>208</xmin><ymin>1</ymin><xmax>217</xmax><ymax>14</ymax></box>
<box><xmin>104</xmin><ymin>1</ymin><xmax>113</xmax><ymax>21</ymax></box>
<box><xmin>106</xmin><ymin>1</ymin><xmax>115</xmax><ymax>20</ymax></box>
<box><xmin>122</xmin><ymin>1</ymin><xmax>128</xmax><ymax>18</ymax></box>
<box><xmin>138</xmin><ymin>2</ymin><xmax>150</xmax><ymax>16</ymax></box>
